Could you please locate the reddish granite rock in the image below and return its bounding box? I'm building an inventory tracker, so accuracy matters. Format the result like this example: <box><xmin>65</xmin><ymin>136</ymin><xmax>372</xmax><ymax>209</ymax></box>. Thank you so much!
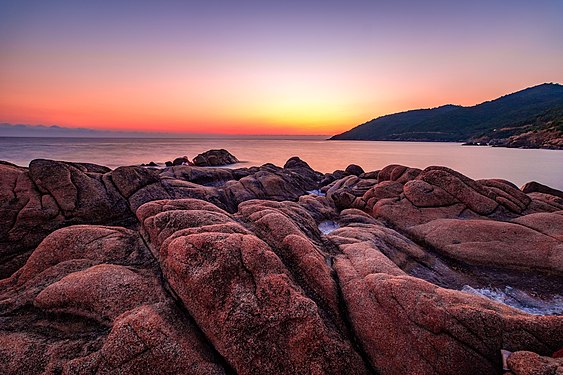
<box><xmin>333</xmin><ymin>267</ymin><xmax>563</xmax><ymax>375</ymax></box>
<box><xmin>1</xmin><ymin>160</ymin><xmax>562</xmax><ymax>375</ymax></box>
<box><xmin>172</xmin><ymin>155</ymin><xmax>193</xmax><ymax>166</ymax></box>
<box><xmin>113</xmin><ymin>157</ymin><xmax>323</xmax><ymax>213</ymax></box>
<box><xmin>28</xmin><ymin>159</ymin><xmax>129</xmax><ymax>221</ymax></box>
<box><xmin>526</xmin><ymin>192</ymin><xmax>563</xmax><ymax>212</ymax></box>
<box><xmin>373</xmin><ymin>197</ymin><xmax>469</xmax><ymax>229</ymax></box>
<box><xmin>34</xmin><ymin>264</ymin><xmax>167</xmax><ymax>324</ymax></box>
<box><xmin>0</xmin><ymin>224</ymin><xmax>224</xmax><ymax>375</ymax></box>
<box><xmin>409</xmin><ymin>218</ymin><xmax>563</xmax><ymax>273</ymax></box>
<box><xmin>362</xmin><ymin>180</ymin><xmax>404</xmax><ymax>209</ymax></box>
<box><xmin>403</xmin><ymin>179</ymin><xmax>458</xmax><ymax>207</ymax></box>
<box><xmin>506</xmin><ymin>351</ymin><xmax>563</xmax><ymax>375</ymax></box>
<box><xmin>0</xmin><ymin>160</ymin><xmax>133</xmax><ymax>278</ymax></box>
<box><xmin>377</xmin><ymin>164</ymin><xmax>421</xmax><ymax>183</ymax></box>
<box><xmin>479</xmin><ymin>179</ymin><xmax>531</xmax><ymax>214</ymax></box>
<box><xmin>418</xmin><ymin>166</ymin><xmax>499</xmax><ymax>215</ymax></box>
<box><xmin>162</xmin><ymin>232</ymin><xmax>369</xmax><ymax>374</ymax></box>
<box><xmin>522</xmin><ymin>181</ymin><xmax>563</xmax><ymax>199</ymax></box>
<box><xmin>0</xmin><ymin>163</ymin><xmax>63</xmax><ymax>277</ymax></box>
<box><xmin>366</xmin><ymin>166</ymin><xmax>544</xmax><ymax>230</ymax></box>
<box><xmin>63</xmin><ymin>302</ymin><xmax>225</xmax><ymax>375</ymax></box>
<box><xmin>512</xmin><ymin>212</ymin><xmax>563</xmax><ymax>241</ymax></box>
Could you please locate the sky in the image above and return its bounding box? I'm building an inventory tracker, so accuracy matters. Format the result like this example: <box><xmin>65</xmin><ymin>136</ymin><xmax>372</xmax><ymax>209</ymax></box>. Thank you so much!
<box><xmin>1</xmin><ymin>0</ymin><xmax>562</xmax><ymax>135</ymax></box>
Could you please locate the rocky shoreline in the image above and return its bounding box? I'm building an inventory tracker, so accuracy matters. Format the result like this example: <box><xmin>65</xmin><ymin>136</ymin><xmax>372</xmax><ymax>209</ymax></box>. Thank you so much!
<box><xmin>1</xmin><ymin>155</ymin><xmax>562</xmax><ymax>374</ymax></box>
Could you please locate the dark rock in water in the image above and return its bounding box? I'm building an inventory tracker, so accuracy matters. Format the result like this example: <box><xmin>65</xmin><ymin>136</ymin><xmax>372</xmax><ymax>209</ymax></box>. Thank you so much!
<box><xmin>165</xmin><ymin>160</ymin><xmax>173</xmax><ymax>167</ymax></box>
<box><xmin>1</xmin><ymin>157</ymin><xmax>562</xmax><ymax>375</ymax></box>
<box><xmin>522</xmin><ymin>181</ymin><xmax>563</xmax><ymax>199</ymax></box>
<box><xmin>193</xmin><ymin>149</ymin><xmax>238</xmax><ymax>166</ymax></box>
<box><xmin>172</xmin><ymin>156</ymin><xmax>193</xmax><ymax>166</ymax></box>
<box><xmin>320</xmin><ymin>169</ymin><xmax>347</xmax><ymax>186</ymax></box>
<box><xmin>345</xmin><ymin>164</ymin><xmax>364</xmax><ymax>176</ymax></box>
<box><xmin>461</xmin><ymin>141</ymin><xmax>488</xmax><ymax>146</ymax></box>
<box><xmin>141</xmin><ymin>161</ymin><xmax>158</xmax><ymax>167</ymax></box>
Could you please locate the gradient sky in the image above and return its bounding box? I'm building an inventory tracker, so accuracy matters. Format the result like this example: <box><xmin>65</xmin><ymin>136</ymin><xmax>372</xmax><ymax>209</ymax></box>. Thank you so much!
<box><xmin>1</xmin><ymin>0</ymin><xmax>562</xmax><ymax>135</ymax></box>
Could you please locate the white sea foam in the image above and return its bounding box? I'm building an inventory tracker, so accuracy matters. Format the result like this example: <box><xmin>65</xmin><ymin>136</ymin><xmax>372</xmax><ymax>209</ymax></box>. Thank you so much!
<box><xmin>318</xmin><ymin>221</ymin><xmax>340</xmax><ymax>234</ymax></box>
<box><xmin>307</xmin><ymin>189</ymin><xmax>326</xmax><ymax>196</ymax></box>
<box><xmin>462</xmin><ymin>285</ymin><xmax>563</xmax><ymax>316</ymax></box>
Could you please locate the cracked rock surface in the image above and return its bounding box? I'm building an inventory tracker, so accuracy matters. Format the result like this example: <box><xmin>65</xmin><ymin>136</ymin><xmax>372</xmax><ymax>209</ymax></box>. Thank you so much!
<box><xmin>1</xmin><ymin>158</ymin><xmax>562</xmax><ymax>374</ymax></box>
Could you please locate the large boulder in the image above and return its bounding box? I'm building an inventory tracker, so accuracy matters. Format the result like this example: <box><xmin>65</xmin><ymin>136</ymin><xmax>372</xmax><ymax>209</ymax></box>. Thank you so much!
<box><xmin>408</xmin><ymin>218</ymin><xmax>563</xmax><ymax>274</ymax></box>
<box><xmin>141</xmin><ymin>199</ymin><xmax>369</xmax><ymax>374</ymax></box>
<box><xmin>192</xmin><ymin>149</ymin><xmax>239</xmax><ymax>166</ymax></box>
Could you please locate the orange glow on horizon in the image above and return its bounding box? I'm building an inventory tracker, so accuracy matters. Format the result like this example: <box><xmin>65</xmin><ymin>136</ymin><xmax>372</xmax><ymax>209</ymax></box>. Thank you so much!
<box><xmin>2</xmin><ymin>1</ymin><xmax>562</xmax><ymax>135</ymax></box>
<box><xmin>3</xmin><ymin>73</ymin><xmax>558</xmax><ymax>136</ymax></box>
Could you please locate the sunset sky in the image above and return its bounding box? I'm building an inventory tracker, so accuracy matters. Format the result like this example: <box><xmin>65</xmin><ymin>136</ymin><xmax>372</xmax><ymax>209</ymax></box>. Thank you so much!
<box><xmin>1</xmin><ymin>0</ymin><xmax>562</xmax><ymax>135</ymax></box>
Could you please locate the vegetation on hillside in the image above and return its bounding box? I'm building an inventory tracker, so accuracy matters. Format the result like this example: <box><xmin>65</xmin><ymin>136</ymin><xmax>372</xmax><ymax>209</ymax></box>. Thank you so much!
<box><xmin>331</xmin><ymin>83</ymin><xmax>563</xmax><ymax>145</ymax></box>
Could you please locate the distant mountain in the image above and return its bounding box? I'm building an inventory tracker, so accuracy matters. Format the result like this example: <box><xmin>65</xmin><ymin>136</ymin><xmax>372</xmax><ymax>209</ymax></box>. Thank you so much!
<box><xmin>0</xmin><ymin>123</ymin><xmax>150</xmax><ymax>138</ymax></box>
<box><xmin>330</xmin><ymin>83</ymin><xmax>563</xmax><ymax>147</ymax></box>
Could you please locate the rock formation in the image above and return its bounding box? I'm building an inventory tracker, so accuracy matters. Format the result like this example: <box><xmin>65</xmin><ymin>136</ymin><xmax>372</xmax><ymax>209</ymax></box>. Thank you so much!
<box><xmin>1</xmin><ymin>156</ymin><xmax>561</xmax><ymax>374</ymax></box>
<box><xmin>192</xmin><ymin>149</ymin><xmax>239</xmax><ymax>166</ymax></box>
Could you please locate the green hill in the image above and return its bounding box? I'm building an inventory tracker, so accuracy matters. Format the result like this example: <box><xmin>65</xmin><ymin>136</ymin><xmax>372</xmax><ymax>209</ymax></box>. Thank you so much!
<box><xmin>330</xmin><ymin>83</ymin><xmax>563</xmax><ymax>143</ymax></box>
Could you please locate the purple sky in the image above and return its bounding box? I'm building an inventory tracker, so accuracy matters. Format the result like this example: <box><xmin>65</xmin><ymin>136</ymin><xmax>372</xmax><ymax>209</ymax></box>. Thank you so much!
<box><xmin>1</xmin><ymin>0</ymin><xmax>562</xmax><ymax>134</ymax></box>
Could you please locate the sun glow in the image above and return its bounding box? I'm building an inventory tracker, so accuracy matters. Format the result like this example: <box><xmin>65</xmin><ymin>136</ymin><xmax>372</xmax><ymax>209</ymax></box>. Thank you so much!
<box><xmin>1</xmin><ymin>1</ymin><xmax>562</xmax><ymax>135</ymax></box>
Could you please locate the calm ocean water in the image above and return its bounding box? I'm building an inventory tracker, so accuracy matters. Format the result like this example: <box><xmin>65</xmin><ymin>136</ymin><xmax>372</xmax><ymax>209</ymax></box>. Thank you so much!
<box><xmin>1</xmin><ymin>137</ymin><xmax>562</xmax><ymax>190</ymax></box>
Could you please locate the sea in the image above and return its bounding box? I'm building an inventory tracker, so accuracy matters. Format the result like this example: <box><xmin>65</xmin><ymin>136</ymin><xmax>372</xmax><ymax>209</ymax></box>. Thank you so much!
<box><xmin>1</xmin><ymin>136</ymin><xmax>562</xmax><ymax>190</ymax></box>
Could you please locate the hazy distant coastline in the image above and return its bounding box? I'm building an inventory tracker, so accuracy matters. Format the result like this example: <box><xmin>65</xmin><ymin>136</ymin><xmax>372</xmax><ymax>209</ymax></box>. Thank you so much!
<box><xmin>331</xmin><ymin>83</ymin><xmax>563</xmax><ymax>149</ymax></box>
<box><xmin>0</xmin><ymin>123</ymin><xmax>326</xmax><ymax>140</ymax></box>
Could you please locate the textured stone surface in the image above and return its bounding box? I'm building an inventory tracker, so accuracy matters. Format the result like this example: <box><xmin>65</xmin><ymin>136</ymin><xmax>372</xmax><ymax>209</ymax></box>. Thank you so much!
<box><xmin>1</xmin><ymin>159</ymin><xmax>562</xmax><ymax>375</ymax></box>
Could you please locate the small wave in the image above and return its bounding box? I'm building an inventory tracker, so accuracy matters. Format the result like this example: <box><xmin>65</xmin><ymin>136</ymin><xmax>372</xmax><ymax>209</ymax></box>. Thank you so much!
<box><xmin>318</xmin><ymin>221</ymin><xmax>339</xmax><ymax>234</ymax></box>
<box><xmin>307</xmin><ymin>189</ymin><xmax>326</xmax><ymax>196</ymax></box>
<box><xmin>462</xmin><ymin>285</ymin><xmax>563</xmax><ymax>316</ymax></box>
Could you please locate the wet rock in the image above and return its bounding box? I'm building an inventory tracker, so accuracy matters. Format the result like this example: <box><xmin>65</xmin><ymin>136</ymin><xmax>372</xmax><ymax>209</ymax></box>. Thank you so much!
<box><xmin>345</xmin><ymin>164</ymin><xmax>364</xmax><ymax>176</ymax></box>
<box><xmin>333</xmin><ymin>269</ymin><xmax>563</xmax><ymax>375</ymax></box>
<box><xmin>141</xmin><ymin>161</ymin><xmax>158</xmax><ymax>167</ymax></box>
<box><xmin>172</xmin><ymin>156</ymin><xmax>193</xmax><ymax>166</ymax></box>
<box><xmin>193</xmin><ymin>149</ymin><xmax>238</xmax><ymax>166</ymax></box>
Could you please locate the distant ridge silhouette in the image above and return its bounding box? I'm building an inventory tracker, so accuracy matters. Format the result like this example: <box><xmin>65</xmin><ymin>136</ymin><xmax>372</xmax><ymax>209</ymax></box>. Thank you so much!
<box><xmin>331</xmin><ymin>83</ymin><xmax>563</xmax><ymax>142</ymax></box>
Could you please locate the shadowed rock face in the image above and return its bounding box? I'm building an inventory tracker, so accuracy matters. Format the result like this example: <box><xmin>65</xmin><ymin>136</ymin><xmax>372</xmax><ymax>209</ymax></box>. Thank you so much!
<box><xmin>1</xmin><ymin>158</ymin><xmax>562</xmax><ymax>375</ymax></box>
<box><xmin>192</xmin><ymin>149</ymin><xmax>239</xmax><ymax>166</ymax></box>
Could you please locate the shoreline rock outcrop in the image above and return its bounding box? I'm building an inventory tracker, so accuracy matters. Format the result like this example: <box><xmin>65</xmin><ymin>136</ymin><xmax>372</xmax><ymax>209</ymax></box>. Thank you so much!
<box><xmin>1</xmin><ymin>156</ymin><xmax>562</xmax><ymax>374</ymax></box>
<box><xmin>193</xmin><ymin>149</ymin><xmax>239</xmax><ymax>166</ymax></box>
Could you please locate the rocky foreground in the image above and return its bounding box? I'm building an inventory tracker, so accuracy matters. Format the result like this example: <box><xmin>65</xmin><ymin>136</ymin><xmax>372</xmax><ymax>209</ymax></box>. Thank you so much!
<box><xmin>0</xmin><ymin>157</ymin><xmax>562</xmax><ymax>375</ymax></box>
